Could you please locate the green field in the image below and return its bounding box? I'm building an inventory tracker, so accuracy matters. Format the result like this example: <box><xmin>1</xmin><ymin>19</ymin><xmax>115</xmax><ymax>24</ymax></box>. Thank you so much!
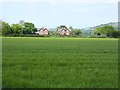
<box><xmin>2</xmin><ymin>37</ymin><xmax>118</xmax><ymax>88</ymax></box>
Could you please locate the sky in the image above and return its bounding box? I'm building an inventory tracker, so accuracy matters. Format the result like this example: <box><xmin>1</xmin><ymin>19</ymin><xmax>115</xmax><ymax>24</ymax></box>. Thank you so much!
<box><xmin>0</xmin><ymin>0</ymin><xmax>119</xmax><ymax>28</ymax></box>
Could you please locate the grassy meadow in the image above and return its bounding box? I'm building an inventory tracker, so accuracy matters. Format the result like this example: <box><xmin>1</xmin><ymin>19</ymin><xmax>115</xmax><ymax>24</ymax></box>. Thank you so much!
<box><xmin>2</xmin><ymin>37</ymin><xmax>118</xmax><ymax>88</ymax></box>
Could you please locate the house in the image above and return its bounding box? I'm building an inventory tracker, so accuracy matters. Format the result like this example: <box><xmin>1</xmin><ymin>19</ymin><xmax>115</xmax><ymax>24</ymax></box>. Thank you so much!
<box><xmin>59</xmin><ymin>29</ymin><xmax>71</xmax><ymax>36</ymax></box>
<box><xmin>35</xmin><ymin>27</ymin><xmax>49</xmax><ymax>35</ymax></box>
<box><xmin>57</xmin><ymin>25</ymin><xmax>72</xmax><ymax>36</ymax></box>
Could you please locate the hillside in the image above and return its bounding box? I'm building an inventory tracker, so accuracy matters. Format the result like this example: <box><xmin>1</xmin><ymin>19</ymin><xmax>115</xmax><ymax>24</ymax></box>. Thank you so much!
<box><xmin>81</xmin><ymin>22</ymin><xmax>120</xmax><ymax>34</ymax></box>
<box><xmin>82</xmin><ymin>22</ymin><xmax>120</xmax><ymax>31</ymax></box>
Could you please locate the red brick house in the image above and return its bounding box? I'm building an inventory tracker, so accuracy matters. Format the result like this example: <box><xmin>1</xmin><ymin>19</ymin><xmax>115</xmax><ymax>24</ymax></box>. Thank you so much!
<box><xmin>57</xmin><ymin>25</ymin><xmax>72</xmax><ymax>36</ymax></box>
<box><xmin>35</xmin><ymin>27</ymin><xmax>49</xmax><ymax>35</ymax></box>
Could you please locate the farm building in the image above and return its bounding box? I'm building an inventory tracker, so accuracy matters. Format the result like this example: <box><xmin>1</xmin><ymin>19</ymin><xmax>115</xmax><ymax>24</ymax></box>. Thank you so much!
<box><xmin>35</xmin><ymin>27</ymin><xmax>49</xmax><ymax>35</ymax></box>
<box><xmin>57</xmin><ymin>25</ymin><xmax>72</xmax><ymax>36</ymax></box>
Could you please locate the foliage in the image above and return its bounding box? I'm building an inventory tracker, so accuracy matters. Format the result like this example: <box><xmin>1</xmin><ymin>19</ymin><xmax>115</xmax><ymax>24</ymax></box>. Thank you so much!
<box><xmin>49</xmin><ymin>31</ymin><xmax>57</xmax><ymax>36</ymax></box>
<box><xmin>59</xmin><ymin>25</ymin><xmax>67</xmax><ymax>29</ymax></box>
<box><xmin>1</xmin><ymin>20</ymin><xmax>120</xmax><ymax>38</ymax></box>
<box><xmin>69</xmin><ymin>26</ymin><xmax>73</xmax><ymax>31</ymax></box>
<box><xmin>34</xmin><ymin>28</ymin><xmax>37</xmax><ymax>33</ymax></box>
<box><xmin>3</xmin><ymin>34</ymin><xmax>49</xmax><ymax>37</ymax></box>
<box><xmin>94</xmin><ymin>26</ymin><xmax>117</xmax><ymax>37</ymax></box>
<box><xmin>23</xmin><ymin>22</ymin><xmax>35</xmax><ymax>34</ymax></box>
<box><xmin>94</xmin><ymin>27</ymin><xmax>103</xmax><ymax>35</ymax></box>
<box><xmin>111</xmin><ymin>30</ymin><xmax>120</xmax><ymax>38</ymax></box>
<box><xmin>11</xmin><ymin>24</ymin><xmax>23</xmax><ymax>34</ymax></box>
<box><xmin>72</xmin><ymin>29</ymin><xmax>82</xmax><ymax>36</ymax></box>
<box><xmin>1</xmin><ymin>22</ymin><xmax>12</xmax><ymax>36</ymax></box>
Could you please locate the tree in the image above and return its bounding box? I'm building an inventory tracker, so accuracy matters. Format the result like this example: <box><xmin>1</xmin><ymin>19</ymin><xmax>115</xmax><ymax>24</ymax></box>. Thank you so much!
<box><xmin>72</xmin><ymin>29</ymin><xmax>82</xmax><ymax>36</ymax></box>
<box><xmin>118</xmin><ymin>30</ymin><xmax>120</xmax><ymax>37</ymax></box>
<box><xmin>103</xmin><ymin>26</ymin><xmax>115</xmax><ymax>37</ymax></box>
<box><xmin>69</xmin><ymin>26</ymin><xmax>73</xmax><ymax>30</ymax></box>
<box><xmin>59</xmin><ymin>25</ymin><xmax>67</xmax><ymax>30</ymax></box>
<box><xmin>69</xmin><ymin>26</ymin><xmax>73</xmax><ymax>32</ymax></box>
<box><xmin>94</xmin><ymin>27</ymin><xmax>104</xmax><ymax>35</ymax></box>
<box><xmin>50</xmin><ymin>31</ymin><xmax>56</xmax><ymax>36</ymax></box>
<box><xmin>11</xmin><ymin>24</ymin><xmax>22</xmax><ymax>34</ymax></box>
<box><xmin>23</xmin><ymin>22</ymin><xmax>35</xmax><ymax>34</ymax></box>
<box><xmin>111</xmin><ymin>30</ymin><xmax>120</xmax><ymax>38</ymax></box>
<box><xmin>1</xmin><ymin>22</ymin><xmax>12</xmax><ymax>36</ymax></box>
<box><xmin>94</xmin><ymin>26</ymin><xmax>115</xmax><ymax>37</ymax></box>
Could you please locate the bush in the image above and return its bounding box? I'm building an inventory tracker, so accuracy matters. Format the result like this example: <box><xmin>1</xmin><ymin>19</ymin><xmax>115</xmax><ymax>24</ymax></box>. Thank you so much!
<box><xmin>3</xmin><ymin>34</ymin><xmax>49</xmax><ymax>37</ymax></box>
<box><xmin>90</xmin><ymin>35</ymin><xmax>107</xmax><ymax>38</ymax></box>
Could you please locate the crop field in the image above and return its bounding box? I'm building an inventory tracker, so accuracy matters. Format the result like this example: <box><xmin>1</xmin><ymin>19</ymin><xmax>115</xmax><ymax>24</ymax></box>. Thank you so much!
<box><xmin>2</xmin><ymin>37</ymin><xmax>118</xmax><ymax>88</ymax></box>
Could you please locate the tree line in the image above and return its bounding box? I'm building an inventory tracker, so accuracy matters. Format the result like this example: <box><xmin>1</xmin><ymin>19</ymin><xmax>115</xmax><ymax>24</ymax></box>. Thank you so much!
<box><xmin>0</xmin><ymin>21</ymin><xmax>82</xmax><ymax>37</ymax></box>
<box><xmin>0</xmin><ymin>20</ymin><xmax>120</xmax><ymax>38</ymax></box>
<box><xmin>1</xmin><ymin>21</ymin><xmax>37</xmax><ymax>36</ymax></box>
<box><xmin>93</xmin><ymin>26</ymin><xmax>120</xmax><ymax>38</ymax></box>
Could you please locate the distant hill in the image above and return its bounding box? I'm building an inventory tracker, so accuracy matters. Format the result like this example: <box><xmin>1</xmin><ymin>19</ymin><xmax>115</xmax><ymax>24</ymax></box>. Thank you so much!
<box><xmin>49</xmin><ymin>28</ymin><xmax>56</xmax><ymax>31</ymax></box>
<box><xmin>96</xmin><ymin>22</ymin><xmax>120</xmax><ymax>30</ymax></box>
<box><xmin>49</xmin><ymin>22</ymin><xmax>120</xmax><ymax>33</ymax></box>
<box><xmin>81</xmin><ymin>22</ymin><xmax>120</xmax><ymax>34</ymax></box>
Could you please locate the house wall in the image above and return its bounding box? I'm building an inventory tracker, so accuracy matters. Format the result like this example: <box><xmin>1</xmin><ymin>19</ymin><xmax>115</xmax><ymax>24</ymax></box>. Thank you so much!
<box><xmin>65</xmin><ymin>30</ymin><xmax>70</xmax><ymax>35</ymax></box>
<box><xmin>44</xmin><ymin>30</ymin><xmax>48</xmax><ymax>35</ymax></box>
<box><xmin>58</xmin><ymin>29</ymin><xmax>71</xmax><ymax>36</ymax></box>
<box><xmin>38</xmin><ymin>29</ymin><xmax>49</xmax><ymax>35</ymax></box>
<box><xmin>39</xmin><ymin>30</ymin><xmax>44</xmax><ymax>35</ymax></box>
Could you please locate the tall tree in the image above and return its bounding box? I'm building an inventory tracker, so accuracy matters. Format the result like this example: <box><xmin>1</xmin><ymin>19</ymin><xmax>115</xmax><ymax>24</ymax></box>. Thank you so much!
<box><xmin>111</xmin><ymin>30</ymin><xmax>120</xmax><ymax>38</ymax></box>
<box><xmin>11</xmin><ymin>24</ymin><xmax>22</xmax><ymax>34</ymax></box>
<box><xmin>1</xmin><ymin>22</ymin><xmax>12</xmax><ymax>36</ymax></box>
<box><xmin>69</xmin><ymin>26</ymin><xmax>73</xmax><ymax>30</ymax></box>
<box><xmin>72</xmin><ymin>29</ymin><xmax>82</xmax><ymax>36</ymax></box>
<box><xmin>94</xmin><ymin>26</ymin><xmax>115</xmax><ymax>37</ymax></box>
<box><xmin>59</xmin><ymin>25</ymin><xmax>67</xmax><ymax>30</ymax></box>
<box><xmin>23</xmin><ymin>22</ymin><xmax>35</xmax><ymax>34</ymax></box>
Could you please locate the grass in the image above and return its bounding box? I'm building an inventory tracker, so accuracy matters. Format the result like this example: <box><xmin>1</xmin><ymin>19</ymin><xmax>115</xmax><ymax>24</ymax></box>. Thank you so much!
<box><xmin>2</xmin><ymin>37</ymin><xmax>118</xmax><ymax>88</ymax></box>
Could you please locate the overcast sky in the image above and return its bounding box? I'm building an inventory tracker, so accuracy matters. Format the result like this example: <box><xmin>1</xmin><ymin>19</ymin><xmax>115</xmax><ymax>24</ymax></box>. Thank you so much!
<box><xmin>0</xmin><ymin>0</ymin><xmax>119</xmax><ymax>28</ymax></box>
